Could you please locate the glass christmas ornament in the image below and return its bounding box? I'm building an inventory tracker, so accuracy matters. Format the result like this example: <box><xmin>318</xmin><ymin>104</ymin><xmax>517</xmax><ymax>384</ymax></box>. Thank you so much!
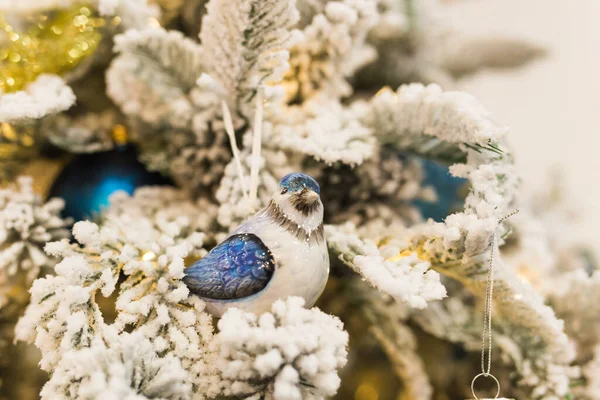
<box><xmin>184</xmin><ymin>172</ymin><xmax>329</xmax><ymax>316</ymax></box>
<box><xmin>48</xmin><ymin>145</ymin><xmax>171</xmax><ymax>221</ymax></box>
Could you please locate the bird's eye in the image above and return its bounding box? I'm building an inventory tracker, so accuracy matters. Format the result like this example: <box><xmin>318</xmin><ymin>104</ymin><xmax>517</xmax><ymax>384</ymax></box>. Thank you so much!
<box><xmin>281</xmin><ymin>188</ymin><xmax>288</xmax><ymax>195</ymax></box>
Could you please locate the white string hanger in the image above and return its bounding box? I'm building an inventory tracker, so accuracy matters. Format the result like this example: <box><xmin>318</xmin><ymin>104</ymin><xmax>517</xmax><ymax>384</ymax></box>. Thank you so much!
<box><xmin>222</xmin><ymin>100</ymin><xmax>250</xmax><ymax>206</ymax></box>
<box><xmin>221</xmin><ymin>90</ymin><xmax>264</xmax><ymax>215</ymax></box>
<box><xmin>248</xmin><ymin>90</ymin><xmax>263</xmax><ymax>213</ymax></box>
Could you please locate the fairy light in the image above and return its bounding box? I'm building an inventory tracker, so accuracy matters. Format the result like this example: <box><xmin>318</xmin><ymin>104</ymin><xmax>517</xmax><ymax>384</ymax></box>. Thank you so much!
<box><xmin>142</xmin><ymin>252</ymin><xmax>156</xmax><ymax>261</ymax></box>
<box><xmin>111</xmin><ymin>124</ymin><xmax>129</xmax><ymax>146</ymax></box>
<box><xmin>355</xmin><ymin>383</ymin><xmax>379</xmax><ymax>400</ymax></box>
<box><xmin>0</xmin><ymin>4</ymin><xmax>104</xmax><ymax>93</ymax></box>
<box><xmin>385</xmin><ymin>249</ymin><xmax>414</xmax><ymax>262</ymax></box>
<box><xmin>1</xmin><ymin>123</ymin><xmax>35</xmax><ymax>147</ymax></box>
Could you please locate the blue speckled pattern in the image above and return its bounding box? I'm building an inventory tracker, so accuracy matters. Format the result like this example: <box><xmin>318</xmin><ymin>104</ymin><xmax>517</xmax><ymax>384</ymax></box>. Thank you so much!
<box><xmin>183</xmin><ymin>233</ymin><xmax>275</xmax><ymax>300</ymax></box>
<box><xmin>280</xmin><ymin>172</ymin><xmax>320</xmax><ymax>194</ymax></box>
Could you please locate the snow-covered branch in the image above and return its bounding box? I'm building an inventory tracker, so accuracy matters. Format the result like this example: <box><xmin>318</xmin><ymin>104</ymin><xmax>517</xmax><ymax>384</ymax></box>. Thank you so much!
<box><xmin>282</xmin><ymin>0</ymin><xmax>378</xmax><ymax>101</ymax></box>
<box><xmin>16</xmin><ymin>188</ymin><xmax>221</xmax><ymax>396</ymax></box>
<box><xmin>43</xmin><ymin>111</ymin><xmax>117</xmax><ymax>153</ymax></box>
<box><xmin>200</xmin><ymin>0</ymin><xmax>301</xmax><ymax>108</ymax></box>
<box><xmin>106</xmin><ymin>27</ymin><xmax>232</xmax><ymax>193</ymax></box>
<box><xmin>353</xmin><ymin>282</ymin><xmax>433</xmax><ymax>400</ymax></box>
<box><xmin>107</xmin><ymin>27</ymin><xmax>204</xmax><ymax>129</ymax></box>
<box><xmin>275</xmin><ymin>97</ymin><xmax>375</xmax><ymax>166</ymax></box>
<box><xmin>549</xmin><ymin>271</ymin><xmax>600</xmax><ymax>354</ymax></box>
<box><xmin>366</xmin><ymin>83</ymin><xmax>508</xmax><ymax>158</ymax></box>
<box><xmin>326</xmin><ymin>222</ymin><xmax>446</xmax><ymax>309</ymax></box>
<box><xmin>0</xmin><ymin>75</ymin><xmax>75</xmax><ymax>122</ymax></box>
<box><xmin>214</xmin><ymin>297</ymin><xmax>348</xmax><ymax>400</ymax></box>
<box><xmin>40</xmin><ymin>331</ymin><xmax>191</xmax><ymax>400</ymax></box>
<box><xmin>0</xmin><ymin>176</ymin><xmax>71</xmax><ymax>310</ymax></box>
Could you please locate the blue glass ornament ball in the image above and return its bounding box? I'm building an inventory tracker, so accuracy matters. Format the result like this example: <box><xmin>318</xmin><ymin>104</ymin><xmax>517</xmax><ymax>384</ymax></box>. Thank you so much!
<box><xmin>49</xmin><ymin>146</ymin><xmax>171</xmax><ymax>221</ymax></box>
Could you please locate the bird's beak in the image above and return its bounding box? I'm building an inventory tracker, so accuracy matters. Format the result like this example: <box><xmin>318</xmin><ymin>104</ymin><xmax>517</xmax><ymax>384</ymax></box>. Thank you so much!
<box><xmin>303</xmin><ymin>189</ymin><xmax>319</xmax><ymax>205</ymax></box>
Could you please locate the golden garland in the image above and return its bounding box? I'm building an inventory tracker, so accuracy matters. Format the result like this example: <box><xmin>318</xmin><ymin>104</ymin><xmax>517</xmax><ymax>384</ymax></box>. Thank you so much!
<box><xmin>0</xmin><ymin>4</ymin><xmax>104</xmax><ymax>93</ymax></box>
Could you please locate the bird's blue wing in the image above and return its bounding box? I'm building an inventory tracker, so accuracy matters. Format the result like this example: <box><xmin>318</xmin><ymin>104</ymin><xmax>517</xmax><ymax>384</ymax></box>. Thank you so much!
<box><xmin>183</xmin><ymin>233</ymin><xmax>275</xmax><ymax>300</ymax></box>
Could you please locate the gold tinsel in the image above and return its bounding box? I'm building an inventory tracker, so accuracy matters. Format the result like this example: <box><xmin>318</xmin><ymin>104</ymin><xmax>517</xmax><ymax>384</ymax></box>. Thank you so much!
<box><xmin>0</xmin><ymin>4</ymin><xmax>104</xmax><ymax>93</ymax></box>
<box><xmin>0</xmin><ymin>122</ymin><xmax>38</xmax><ymax>183</ymax></box>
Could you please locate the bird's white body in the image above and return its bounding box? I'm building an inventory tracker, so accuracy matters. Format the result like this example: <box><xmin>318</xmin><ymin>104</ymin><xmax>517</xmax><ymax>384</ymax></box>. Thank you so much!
<box><xmin>203</xmin><ymin>197</ymin><xmax>329</xmax><ymax>316</ymax></box>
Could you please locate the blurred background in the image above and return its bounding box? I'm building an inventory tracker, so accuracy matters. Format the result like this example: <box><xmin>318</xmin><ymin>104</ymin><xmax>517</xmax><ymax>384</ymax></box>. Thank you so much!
<box><xmin>450</xmin><ymin>0</ymin><xmax>600</xmax><ymax>253</ymax></box>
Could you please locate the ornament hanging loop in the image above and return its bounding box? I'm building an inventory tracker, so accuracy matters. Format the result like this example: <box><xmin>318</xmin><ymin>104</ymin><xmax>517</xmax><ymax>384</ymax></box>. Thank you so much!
<box><xmin>470</xmin><ymin>209</ymin><xmax>519</xmax><ymax>400</ymax></box>
<box><xmin>471</xmin><ymin>373</ymin><xmax>500</xmax><ymax>400</ymax></box>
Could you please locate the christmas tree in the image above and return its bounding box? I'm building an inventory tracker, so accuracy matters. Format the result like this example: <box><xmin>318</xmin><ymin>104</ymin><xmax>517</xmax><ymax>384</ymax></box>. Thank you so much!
<box><xmin>0</xmin><ymin>1</ymin><xmax>596</xmax><ymax>399</ymax></box>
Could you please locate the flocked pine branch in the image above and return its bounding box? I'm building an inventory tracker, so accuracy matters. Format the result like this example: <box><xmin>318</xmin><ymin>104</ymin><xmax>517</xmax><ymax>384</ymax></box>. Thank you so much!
<box><xmin>332</xmin><ymin>79</ymin><xmax>577</xmax><ymax>398</ymax></box>
<box><xmin>0</xmin><ymin>75</ymin><xmax>75</xmax><ymax>122</ymax></box>
<box><xmin>349</xmin><ymin>281</ymin><xmax>433</xmax><ymax>400</ymax></box>
<box><xmin>403</xmin><ymin>219</ymin><xmax>576</xmax><ymax>399</ymax></box>
<box><xmin>107</xmin><ymin>27</ymin><xmax>204</xmax><ymax>129</ymax></box>
<box><xmin>15</xmin><ymin>185</ymin><xmax>354</xmax><ymax>399</ymax></box>
<box><xmin>576</xmin><ymin>345</ymin><xmax>600</xmax><ymax>400</ymax></box>
<box><xmin>281</xmin><ymin>0</ymin><xmax>378</xmax><ymax>102</ymax></box>
<box><xmin>319</xmin><ymin>145</ymin><xmax>435</xmax><ymax>229</ymax></box>
<box><xmin>410</xmin><ymin>289</ymin><xmax>482</xmax><ymax>352</ymax></box>
<box><xmin>102</xmin><ymin>187</ymin><xmax>219</xmax><ymax>247</ymax></box>
<box><xmin>548</xmin><ymin>270</ymin><xmax>600</xmax><ymax>356</ymax></box>
<box><xmin>326</xmin><ymin>222</ymin><xmax>446</xmax><ymax>309</ymax></box>
<box><xmin>495</xmin><ymin>183</ymin><xmax>596</xmax><ymax>398</ymax></box>
<box><xmin>274</xmin><ymin>96</ymin><xmax>375</xmax><ymax>166</ymax></box>
<box><xmin>213</xmin><ymin>297</ymin><xmax>348</xmax><ymax>400</ymax></box>
<box><xmin>375</xmin><ymin>119</ymin><xmax>577</xmax><ymax>397</ymax></box>
<box><xmin>43</xmin><ymin>111</ymin><xmax>117</xmax><ymax>153</ymax></box>
<box><xmin>106</xmin><ymin>27</ymin><xmax>231</xmax><ymax>192</ymax></box>
<box><xmin>365</xmin><ymin>83</ymin><xmax>508</xmax><ymax>164</ymax></box>
<box><xmin>324</xmin><ymin>82</ymin><xmax>513</xmax><ymax>311</ymax></box>
<box><xmin>16</xmin><ymin>188</ymin><xmax>222</xmax><ymax>397</ymax></box>
<box><xmin>0</xmin><ymin>176</ymin><xmax>71</xmax><ymax>310</ymax></box>
<box><xmin>200</xmin><ymin>0</ymin><xmax>301</xmax><ymax>109</ymax></box>
<box><xmin>40</xmin><ymin>331</ymin><xmax>191</xmax><ymax>400</ymax></box>
<box><xmin>371</xmin><ymin>327</ymin><xmax>433</xmax><ymax>400</ymax></box>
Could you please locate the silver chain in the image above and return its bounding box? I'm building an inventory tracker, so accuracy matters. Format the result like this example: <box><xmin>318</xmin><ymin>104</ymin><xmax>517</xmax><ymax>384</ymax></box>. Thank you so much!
<box><xmin>480</xmin><ymin>209</ymin><xmax>519</xmax><ymax>376</ymax></box>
